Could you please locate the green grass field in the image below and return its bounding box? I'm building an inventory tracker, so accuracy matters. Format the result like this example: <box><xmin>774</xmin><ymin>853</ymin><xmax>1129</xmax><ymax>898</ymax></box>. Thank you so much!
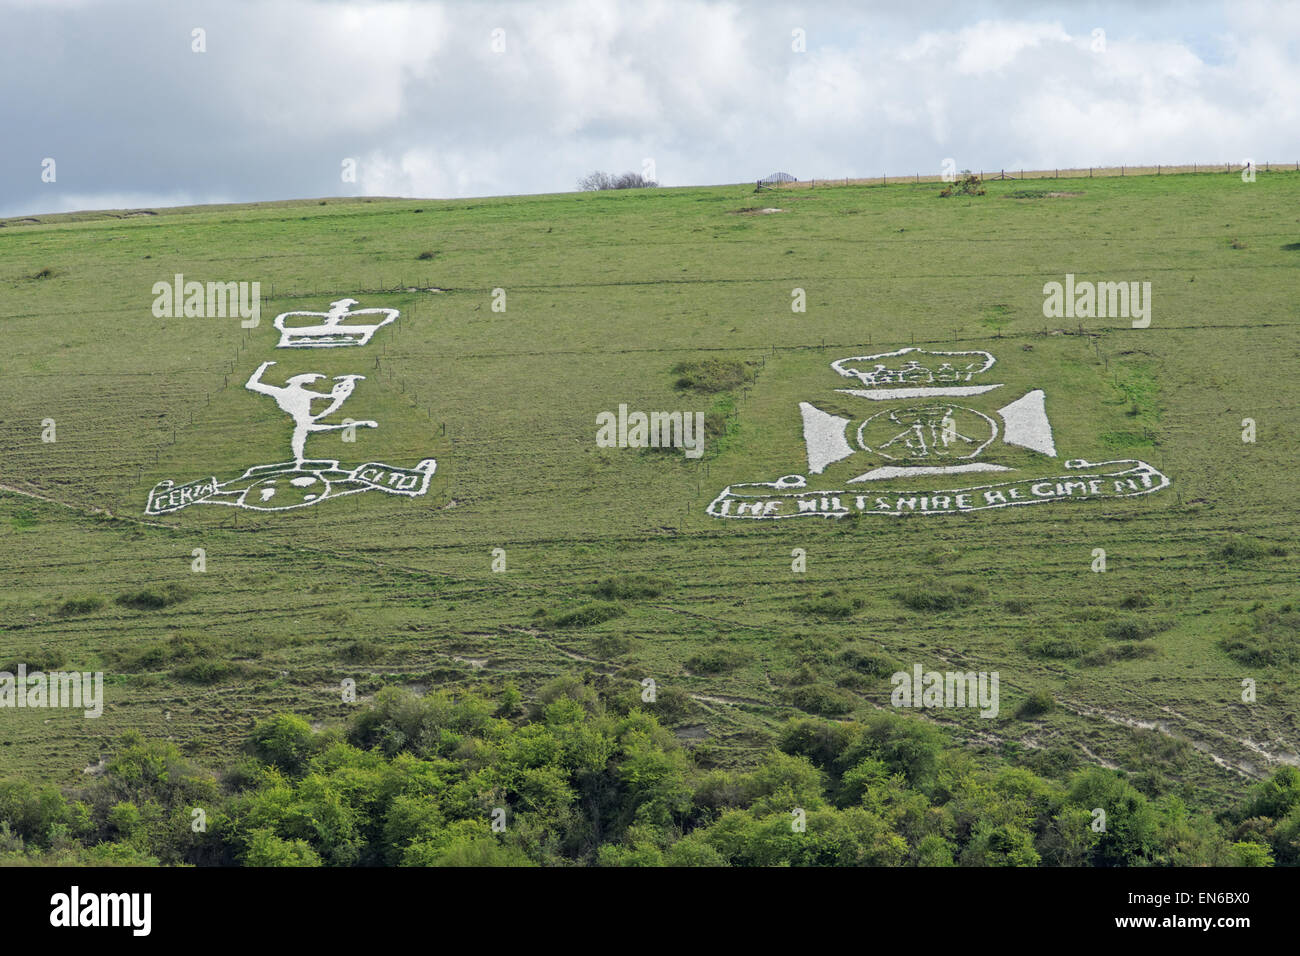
<box><xmin>2</xmin><ymin>172</ymin><xmax>1297</xmax><ymax>814</ymax></box>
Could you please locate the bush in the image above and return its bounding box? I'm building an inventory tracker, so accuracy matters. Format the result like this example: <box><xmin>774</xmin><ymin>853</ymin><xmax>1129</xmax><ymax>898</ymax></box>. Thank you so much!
<box><xmin>1017</xmin><ymin>691</ymin><xmax>1055</xmax><ymax>719</ymax></box>
<box><xmin>1219</xmin><ymin>605</ymin><xmax>1300</xmax><ymax>667</ymax></box>
<box><xmin>115</xmin><ymin>583</ymin><xmax>189</xmax><ymax>610</ymax></box>
<box><xmin>1104</xmin><ymin>616</ymin><xmax>1163</xmax><ymax>641</ymax></box>
<box><xmin>939</xmin><ymin>173</ymin><xmax>985</xmax><ymax>198</ymax></box>
<box><xmin>1025</xmin><ymin>636</ymin><xmax>1089</xmax><ymax>660</ymax></box>
<box><xmin>0</xmin><ymin>647</ymin><xmax>67</xmax><ymax>672</ymax></box>
<box><xmin>798</xmin><ymin>590</ymin><xmax>864</xmax><ymax>619</ymax></box>
<box><xmin>243</xmin><ymin>829</ymin><xmax>322</xmax><ymax>867</ymax></box>
<box><xmin>56</xmin><ymin>595</ymin><xmax>106</xmax><ymax>617</ymax></box>
<box><xmin>173</xmin><ymin>660</ymin><xmax>253</xmax><ymax>684</ymax></box>
<box><xmin>1081</xmin><ymin>642</ymin><xmax>1157</xmax><ymax>666</ymax></box>
<box><xmin>1216</xmin><ymin>536</ymin><xmax>1283</xmax><ymax>562</ymax></box>
<box><xmin>542</xmin><ymin>601</ymin><xmax>625</xmax><ymax>629</ymax></box>
<box><xmin>896</xmin><ymin>582</ymin><xmax>983</xmax><ymax>612</ymax></box>
<box><xmin>686</xmin><ymin>646</ymin><xmax>750</xmax><ymax>675</ymax></box>
<box><xmin>837</xmin><ymin>645</ymin><xmax>896</xmax><ymax>677</ymax></box>
<box><xmin>250</xmin><ymin>714</ymin><xmax>317</xmax><ymax>775</ymax></box>
<box><xmin>337</xmin><ymin>640</ymin><xmax>382</xmax><ymax>663</ymax></box>
<box><xmin>671</xmin><ymin>358</ymin><xmax>758</xmax><ymax>394</ymax></box>
<box><xmin>590</xmin><ymin>574</ymin><xmax>669</xmax><ymax>600</ymax></box>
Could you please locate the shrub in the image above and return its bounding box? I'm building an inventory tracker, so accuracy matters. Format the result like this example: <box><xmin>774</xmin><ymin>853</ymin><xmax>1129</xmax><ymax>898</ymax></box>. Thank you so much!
<box><xmin>837</xmin><ymin>645</ymin><xmax>896</xmax><ymax>677</ymax></box>
<box><xmin>590</xmin><ymin>573</ymin><xmax>669</xmax><ymax>600</ymax></box>
<box><xmin>56</xmin><ymin>595</ymin><xmax>106</xmax><ymax>617</ymax></box>
<box><xmin>896</xmin><ymin>582</ymin><xmax>983</xmax><ymax>612</ymax></box>
<box><xmin>686</xmin><ymin>646</ymin><xmax>750</xmax><ymax>675</ymax></box>
<box><xmin>250</xmin><ymin>714</ymin><xmax>317</xmax><ymax>775</ymax></box>
<box><xmin>1081</xmin><ymin>643</ymin><xmax>1157</xmax><ymax>666</ymax></box>
<box><xmin>543</xmin><ymin>601</ymin><xmax>625</xmax><ymax>629</ymax></box>
<box><xmin>115</xmin><ymin>583</ymin><xmax>189</xmax><ymax>610</ymax></box>
<box><xmin>1220</xmin><ymin>605</ymin><xmax>1300</xmax><ymax>667</ymax></box>
<box><xmin>671</xmin><ymin>358</ymin><xmax>758</xmax><ymax>393</ymax></box>
<box><xmin>1104</xmin><ymin>616</ymin><xmax>1162</xmax><ymax>641</ymax></box>
<box><xmin>173</xmin><ymin>660</ymin><xmax>253</xmax><ymax>684</ymax></box>
<box><xmin>337</xmin><ymin>640</ymin><xmax>382</xmax><ymax>663</ymax></box>
<box><xmin>939</xmin><ymin>173</ymin><xmax>985</xmax><ymax>198</ymax></box>
<box><xmin>1017</xmin><ymin>691</ymin><xmax>1055</xmax><ymax>718</ymax></box>
<box><xmin>798</xmin><ymin>590</ymin><xmax>864</xmax><ymax>619</ymax></box>
<box><xmin>1216</xmin><ymin>536</ymin><xmax>1283</xmax><ymax>562</ymax></box>
<box><xmin>0</xmin><ymin>647</ymin><xmax>67</xmax><ymax>672</ymax></box>
<box><xmin>1025</xmin><ymin>636</ymin><xmax>1089</xmax><ymax>660</ymax></box>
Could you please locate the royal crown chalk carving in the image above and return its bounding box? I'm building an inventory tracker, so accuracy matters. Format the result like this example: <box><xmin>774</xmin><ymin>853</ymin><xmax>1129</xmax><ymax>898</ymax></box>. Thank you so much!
<box><xmin>147</xmin><ymin>300</ymin><xmax>436</xmax><ymax>514</ymax></box>
<box><xmin>709</xmin><ymin>347</ymin><xmax>1169</xmax><ymax>519</ymax></box>
<box><xmin>274</xmin><ymin>298</ymin><xmax>398</xmax><ymax>348</ymax></box>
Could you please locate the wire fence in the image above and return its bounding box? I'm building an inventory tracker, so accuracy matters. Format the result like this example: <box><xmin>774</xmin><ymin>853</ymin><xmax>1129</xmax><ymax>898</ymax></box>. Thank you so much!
<box><xmin>764</xmin><ymin>161</ymin><xmax>1299</xmax><ymax>190</ymax></box>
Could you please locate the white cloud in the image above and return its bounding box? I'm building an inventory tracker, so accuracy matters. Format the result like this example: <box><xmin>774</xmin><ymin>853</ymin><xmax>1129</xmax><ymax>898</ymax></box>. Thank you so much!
<box><xmin>1</xmin><ymin>0</ymin><xmax>1298</xmax><ymax>214</ymax></box>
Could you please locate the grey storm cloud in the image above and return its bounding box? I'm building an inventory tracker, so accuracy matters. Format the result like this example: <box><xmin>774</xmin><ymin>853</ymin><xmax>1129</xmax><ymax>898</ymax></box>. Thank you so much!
<box><xmin>2</xmin><ymin>0</ymin><xmax>1297</xmax><ymax>216</ymax></box>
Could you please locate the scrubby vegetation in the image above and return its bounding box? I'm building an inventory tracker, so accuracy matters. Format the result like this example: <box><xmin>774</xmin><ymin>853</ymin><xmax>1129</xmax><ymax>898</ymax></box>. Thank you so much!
<box><xmin>671</xmin><ymin>358</ymin><xmax>759</xmax><ymax>394</ymax></box>
<box><xmin>0</xmin><ymin>685</ymin><xmax>1289</xmax><ymax>867</ymax></box>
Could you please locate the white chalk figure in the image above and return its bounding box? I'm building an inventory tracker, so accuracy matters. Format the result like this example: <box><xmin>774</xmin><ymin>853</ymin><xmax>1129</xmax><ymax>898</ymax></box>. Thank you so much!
<box><xmin>995</xmin><ymin>388</ymin><xmax>1057</xmax><ymax>456</ymax></box>
<box><xmin>245</xmin><ymin>361</ymin><xmax>376</xmax><ymax>464</ymax></box>
<box><xmin>709</xmin><ymin>348</ymin><xmax>1169</xmax><ymax>519</ymax></box>
<box><xmin>273</xmin><ymin>298</ymin><xmax>398</xmax><ymax>348</ymax></box>
<box><xmin>145</xmin><ymin>353</ymin><xmax>434</xmax><ymax>515</ymax></box>
<box><xmin>858</xmin><ymin>404</ymin><xmax>995</xmax><ymax>462</ymax></box>
<box><xmin>832</xmin><ymin>348</ymin><xmax>1002</xmax><ymax>400</ymax></box>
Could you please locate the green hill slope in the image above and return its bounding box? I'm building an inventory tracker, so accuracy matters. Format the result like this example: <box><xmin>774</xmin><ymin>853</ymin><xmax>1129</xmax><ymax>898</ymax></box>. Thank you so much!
<box><xmin>1</xmin><ymin>174</ymin><xmax>1297</xmax><ymax>814</ymax></box>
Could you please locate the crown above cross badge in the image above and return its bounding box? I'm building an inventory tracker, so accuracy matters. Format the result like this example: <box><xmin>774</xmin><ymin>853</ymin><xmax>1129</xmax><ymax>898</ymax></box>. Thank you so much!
<box><xmin>830</xmin><ymin>347</ymin><xmax>999</xmax><ymax>399</ymax></box>
<box><xmin>273</xmin><ymin>298</ymin><xmax>399</xmax><ymax>348</ymax></box>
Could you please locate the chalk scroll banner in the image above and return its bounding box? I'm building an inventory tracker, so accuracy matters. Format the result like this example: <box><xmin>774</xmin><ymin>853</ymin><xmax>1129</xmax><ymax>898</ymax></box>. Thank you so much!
<box><xmin>707</xmin><ymin>459</ymin><xmax>1170</xmax><ymax>519</ymax></box>
<box><xmin>146</xmin><ymin>458</ymin><xmax>436</xmax><ymax>515</ymax></box>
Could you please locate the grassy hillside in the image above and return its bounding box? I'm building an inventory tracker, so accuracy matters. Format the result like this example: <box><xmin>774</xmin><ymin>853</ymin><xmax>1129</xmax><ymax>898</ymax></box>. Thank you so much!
<box><xmin>1</xmin><ymin>172</ymin><xmax>1297</xmax><ymax>814</ymax></box>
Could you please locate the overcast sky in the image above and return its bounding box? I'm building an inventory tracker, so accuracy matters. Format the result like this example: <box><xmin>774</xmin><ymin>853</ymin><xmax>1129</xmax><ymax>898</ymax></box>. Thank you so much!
<box><xmin>3</xmin><ymin>0</ymin><xmax>1297</xmax><ymax>217</ymax></box>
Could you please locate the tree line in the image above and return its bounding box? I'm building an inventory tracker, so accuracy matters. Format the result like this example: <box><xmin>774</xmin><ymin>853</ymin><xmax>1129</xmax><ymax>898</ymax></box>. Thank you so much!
<box><xmin>1</xmin><ymin>680</ymin><xmax>1294</xmax><ymax>866</ymax></box>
